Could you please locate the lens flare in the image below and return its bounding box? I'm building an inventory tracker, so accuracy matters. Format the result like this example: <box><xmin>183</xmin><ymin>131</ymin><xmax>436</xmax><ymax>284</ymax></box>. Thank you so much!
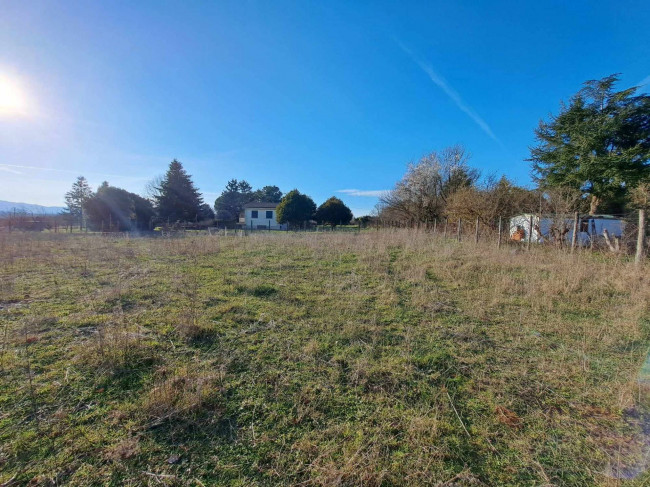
<box><xmin>0</xmin><ymin>74</ymin><xmax>30</xmax><ymax>117</ymax></box>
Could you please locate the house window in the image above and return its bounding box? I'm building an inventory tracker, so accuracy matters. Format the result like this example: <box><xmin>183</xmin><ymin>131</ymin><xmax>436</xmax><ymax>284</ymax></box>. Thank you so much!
<box><xmin>266</xmin><ymin>210</ymin><xmax>273</xmax><ymax>219</ymax></box>
<box><xmin>251</xmin><ymin>210</ymin><xmax>258</xmax><ymax>218</ymax></box>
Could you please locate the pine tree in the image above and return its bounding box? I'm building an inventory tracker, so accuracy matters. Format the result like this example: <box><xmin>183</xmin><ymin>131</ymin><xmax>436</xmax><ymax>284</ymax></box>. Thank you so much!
<box><xmin>213</xmin><ymin>179</ymin><xmax>254</xmax><ymax>222</ymax></box>
<box><xmin>64</xmin><ymin>176</ymin><xmax>92</xmax><ymax>229</ymax></box>
<box><xmin>252</xmin><ymin>185</ymin><xmax>283</xmax><ymax>203</ymax></box>
<box><xmin>155</xmin><ymin>159</ymin><xmax>204</xmax><ymax>222</ymax></box>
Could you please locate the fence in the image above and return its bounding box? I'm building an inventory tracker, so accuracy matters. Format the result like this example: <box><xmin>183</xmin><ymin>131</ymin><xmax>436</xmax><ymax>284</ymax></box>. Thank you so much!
<box><xmin>373</xmin><ymin>211</ymin><xmax>647</xmax><ymax>265</ymax></box>
<box><xmin>164</xmin><ymin>212</ymin><xmax>648</xmax><ymax>265</ymax></box>
<box><xmin>3</xmin><ymin>210</ymin><xmax>646</xmax><ymax>265</ymax></box>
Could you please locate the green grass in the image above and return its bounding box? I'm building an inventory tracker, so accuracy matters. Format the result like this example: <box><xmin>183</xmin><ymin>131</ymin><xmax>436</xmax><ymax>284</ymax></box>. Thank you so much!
<box><xmin>0</xmin><ymin>231</ymin><xmax>649</xmax><ymax>486</ymax></box>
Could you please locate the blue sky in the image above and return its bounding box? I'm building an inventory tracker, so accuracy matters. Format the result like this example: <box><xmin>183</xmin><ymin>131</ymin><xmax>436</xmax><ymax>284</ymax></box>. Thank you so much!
<box><xmin>1</xmin><ymin>0</ymin><xmax>648</xmax><ymax>215</ymax></box>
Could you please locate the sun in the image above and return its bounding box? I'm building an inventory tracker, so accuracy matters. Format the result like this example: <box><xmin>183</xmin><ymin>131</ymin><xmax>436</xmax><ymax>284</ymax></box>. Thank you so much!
<box><xmin>0</xmin><ymin>74</ymin><xmax>30</xmax><ymax>117</ymax></box>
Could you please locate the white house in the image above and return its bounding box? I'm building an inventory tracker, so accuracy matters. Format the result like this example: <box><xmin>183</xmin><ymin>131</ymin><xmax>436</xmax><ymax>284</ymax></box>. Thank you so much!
<box><xmin>509</xmin><ymin>213</ymin><xmax>624</xmax><ymax>245</ymax></box>
<box><xmin>243</xmin><ymin>201</ymin><xmax>287</xmax><ymax>230</ymax></box>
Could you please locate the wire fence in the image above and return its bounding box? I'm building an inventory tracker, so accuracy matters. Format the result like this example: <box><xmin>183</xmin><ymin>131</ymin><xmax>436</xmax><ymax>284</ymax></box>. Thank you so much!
<box><xmin>372</xmin><ymin>210</ymin><xmax>647</xmax><ymax>265</ymax></box>
<box><xmin>2</xmin><ymin>210</ymin><xmax>647</xmax><ymax>265</ymax></box>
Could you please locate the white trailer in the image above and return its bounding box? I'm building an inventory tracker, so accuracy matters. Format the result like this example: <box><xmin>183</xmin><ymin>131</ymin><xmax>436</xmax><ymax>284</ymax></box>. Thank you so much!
<box><xmin>509</xmin><ymin>214</ymin><xmax>623</xmax><ymax>246</ymax></box>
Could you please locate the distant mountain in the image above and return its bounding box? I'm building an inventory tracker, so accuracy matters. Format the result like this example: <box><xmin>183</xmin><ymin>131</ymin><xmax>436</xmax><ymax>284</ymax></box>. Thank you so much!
<box><xmin>0</xmin><ymin>200</ymin><xmax>66</xmax><ymax>215</ymax></box>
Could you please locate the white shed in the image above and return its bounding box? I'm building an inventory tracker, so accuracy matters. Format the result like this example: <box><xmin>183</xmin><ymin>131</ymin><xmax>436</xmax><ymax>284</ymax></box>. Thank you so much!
<box><xmin>509</xmin><ymin>214</ymin><xmax>624</xmax><ymax>246</ymax></box>
<box><xmin>243</xmin><ymin>201</ymin><xmax>287</xmax><ymax>230</ymax></box>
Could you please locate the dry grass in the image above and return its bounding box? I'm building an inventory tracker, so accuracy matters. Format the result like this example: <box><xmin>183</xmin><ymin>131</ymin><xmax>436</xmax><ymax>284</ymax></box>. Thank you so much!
<box><xmin>142</xmin><ymin>364</ymin><xmax>222</xmax><ymax>424</ymax></box>
<box><xmin>0</xmin><ymin>230</ymin><xmax>649</xmax><ymax>486</ymax></box>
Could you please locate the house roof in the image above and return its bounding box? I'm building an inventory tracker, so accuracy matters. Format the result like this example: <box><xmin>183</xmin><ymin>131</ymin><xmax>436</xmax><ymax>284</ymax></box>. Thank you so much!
<box><xmin>244</xmin><ymin>201</ymin><xmax>278</xmax><ymax>209</ymax></box>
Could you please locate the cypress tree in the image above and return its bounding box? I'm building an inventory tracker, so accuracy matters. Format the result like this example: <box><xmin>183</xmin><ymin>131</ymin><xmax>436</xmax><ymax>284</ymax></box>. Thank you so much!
<box><xmin>155</xmin><ymin>159</ymin><xmax>204</xmax><ymax>222</ymax></box>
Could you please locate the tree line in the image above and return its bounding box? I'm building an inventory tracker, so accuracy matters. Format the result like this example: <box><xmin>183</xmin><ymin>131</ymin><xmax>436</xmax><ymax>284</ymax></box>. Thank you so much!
<box><xmin>63</xmin><ymin>160</ymin><xmax>354</xmax><ymax>231</ymax></box>
<box><xmin>61</xmin><ymin>74</ymin><xmax>649</xmax><ymax>233</ymax></box>
<box><xmin>378</xmin><ymin>74</ymin><xmax>650</xmax><ymax>226</ymax></box>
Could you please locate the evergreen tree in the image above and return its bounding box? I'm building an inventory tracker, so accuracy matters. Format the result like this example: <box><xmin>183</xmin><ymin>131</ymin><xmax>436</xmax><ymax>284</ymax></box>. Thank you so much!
<box><xmin>131</xmin><ymin>193</ymin><xmax>156</xmax><ymax>229</ymax></box>
<box><xmin>252</xmin><ymin>185</ymin><xmax>283</xmax><ymax>203</ymax></box>
<box><xmin>314</xmin><ymin>197</ymin><xmax>353</xmax><ymax>227</ymax></box>
<box><xmin>530</xmin><ymin>74</ymin><xmax>650</xmax><ymax>214</ymax></box>
<box><xmin>84</xmin><ymin>183</ymin><xmax>155</xmax><ymax>231</ymax></box>
<box><xmin>84</xmin><ymin>184</ymin><xmax>133</xmax><ymax>231</ymax></box>
<box><xmin>276</xmin><ymin>189</ymin><xmax>316</xmax><ymax>227</ymax></box>
<box><xmin>213</xmin><ymin>179</ymin><xmax>254</xmax><ymax>222</ymax></box>
<box><xmin>64</xmin><ymin>176</ymin><xmax>93</xmax><ymax>229</ymax></box>
<box><xmin>155</xmin><ymin>159</ymin><xmax>204</xmax><ymax>222</ymax></box>
<box><xmin>198</xmin><ymin>203</ymin><xmax>215</xmax><ymax>221</ymax></box>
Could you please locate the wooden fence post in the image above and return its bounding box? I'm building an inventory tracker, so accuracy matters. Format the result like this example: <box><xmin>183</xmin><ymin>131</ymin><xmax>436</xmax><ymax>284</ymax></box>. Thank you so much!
<box><xmin>433</xmin><ymin>218</ymin><xmax>437</xmax><ymax>236</ymax></box>
<box><xmin>444</xmin><ymin>218</ymin><xmax>448</xmax><ymax>239</ymax></box>
<box><xmin>457</xmin><ymin>218</ymin><xmax>462</xmax><ymax>242</ymax></box>
<box><xmin>636</xmin><ymin>209</ymin><xmax>646</xmax><ymax>267</ymax></box>
<box><xmin>497</xmin><ymin>216</ymin><xmax>502</xmax><ymax>249</ymax></box>
<box><xmin>526</xmin><ymin>215</ymin><xmax>533</xmax><ymax>251</ymax></box>
<box><xmin>474</xmin><ymin>217</ymin><xmax>479</xmax><ymax>244</ymax></box>
<box><xmin>571</xmin><ymin>212</ymin><xmax>579</xmax><ymax>254</ymax></box>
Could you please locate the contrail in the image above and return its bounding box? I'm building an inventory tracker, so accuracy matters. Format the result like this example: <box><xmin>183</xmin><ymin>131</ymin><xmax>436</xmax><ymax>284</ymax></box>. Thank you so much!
<box><xmin>636</xmin><ymin>75</ymin><xmax>650</xmax><ymax>90</ymax></box>
<box><xmin>397</xmin><ymin>41</ymin><xmax>501</xmax><ymax>144</ymax></box>
<box><xmin>0</xmin><ymin>165</ymin><xmax>23</xmax><ymax>175</ymax></box>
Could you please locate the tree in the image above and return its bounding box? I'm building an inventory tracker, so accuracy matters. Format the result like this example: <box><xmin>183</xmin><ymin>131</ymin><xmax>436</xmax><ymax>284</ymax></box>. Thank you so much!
<box><xmin>314</xmin><ymin>197</ymin><xmax>353</xmax><ymax>227</ymax></box>
<box><xmin>131</xmin><ymin>193</ymin><xmax>156</xmax><ymax>229</ymax></box>
<box><xmin>155</xmin><ymin>160</ymin><xmax>205</xmax><ymax>222</ymax></box>
<box><xmin>252</xmin><ymin>185</ymin><xmax>283</xmax><ymax>203</ymax></box>
<box><xmin>84</xmin><ymin>184</ymin><xmax>133</xmax><ymax>231</ymax></box>
<box><xmin>198</xmin><ymin>203</ymin><xmax>215</xmax><ymax>221</ymax></box>
<box><xmin>213</xmin><ymin>179</ymin><xmax>253</xmax><ymax>222</ymax></box>
<box><xmin>64</xmin><ymin>176</ymin><xmax>93</xmax><ymax>229</ymax></box>
<box><xmin>445</xmin><ymin>175</ymin><xmax>539</xmax><ymax>227</ymax></box>
<box><xmin>84</xmin><ymin>183</ymin><xmax>155</xmax><ymax>231</ymax></box>
<box><xmin>530</xmin><ymin>74</ymin><xmax>650</xmax><ymax>214</ymax></box>
<box><xmin>276</xmin><ymin>189</ymin><xmax>316</xmax><ymax>227</ymax></box>
<box><xmin>144</xmin><ymin>174</ymin><xmax>164</xmax><ymax>202</ymax></box>
<box><xmin>379</xmin><ymin>145</ymin><xmax>479</xmax><ymax>223</ymax></box>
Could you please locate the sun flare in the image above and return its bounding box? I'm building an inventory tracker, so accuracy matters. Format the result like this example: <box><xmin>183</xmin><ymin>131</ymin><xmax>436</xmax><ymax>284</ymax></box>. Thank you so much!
<box><xmin>0</xmin><ymin>74</ymin><xmax>30</xmax><ymax>117</ymax></box>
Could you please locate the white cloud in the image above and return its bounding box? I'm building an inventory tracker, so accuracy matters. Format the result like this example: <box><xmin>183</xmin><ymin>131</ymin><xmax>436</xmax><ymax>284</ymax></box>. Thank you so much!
<box><xmin>397</xmin><ymin>41</ymin><xmax>500</xmax><ymax>144</ymax></box>
<box><xmin>337</xmin><ymin>189</ymin><xmax>389</xmax><ymax>197</ymax></box>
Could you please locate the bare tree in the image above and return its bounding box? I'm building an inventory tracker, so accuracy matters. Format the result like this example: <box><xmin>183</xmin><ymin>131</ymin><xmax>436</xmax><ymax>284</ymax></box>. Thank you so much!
<box><xmin>379</xmin><ymin>145</ymin><xmax>479</xmax><ymax>224</ymax></box>
<box><xmin>443</xmin><ymin>175</ymin><xmax>540</xmax><ymax>230</ymax></box>
<box><xmin>144</xmin><ymin>175</ymin><xmax>164</xmax><ymax>202</ymax></box>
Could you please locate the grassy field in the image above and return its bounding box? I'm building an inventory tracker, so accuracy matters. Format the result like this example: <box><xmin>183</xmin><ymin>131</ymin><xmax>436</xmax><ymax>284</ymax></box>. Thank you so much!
<box><xmin>1</xmin><ymin>230</ymin><xmax>649</xmax><ymax>486</ymax></box>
